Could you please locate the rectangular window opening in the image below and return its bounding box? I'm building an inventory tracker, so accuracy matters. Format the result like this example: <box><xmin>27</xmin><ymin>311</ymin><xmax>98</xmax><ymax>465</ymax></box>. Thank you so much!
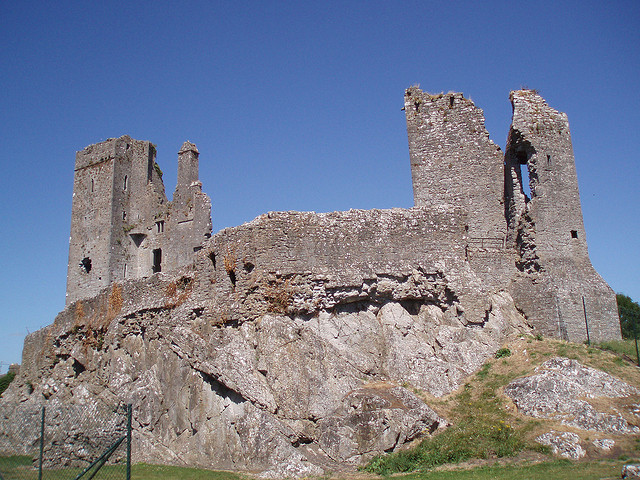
<box><xmin>571</xmin><ymin>230</ymin><xmax>578</xmax><ymax>239</ymax></box>
<box><xmin>152</xmin><ymin>248</ymin><xmax>162</xmax><ymax>273</ymax></box>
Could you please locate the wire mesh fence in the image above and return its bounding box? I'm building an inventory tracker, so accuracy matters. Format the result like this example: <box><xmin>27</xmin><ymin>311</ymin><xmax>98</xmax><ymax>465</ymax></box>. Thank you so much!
<box><xmin>0</xmin><ymin>402</ymin><xmax>131</xmax><ymax>480</ymax></box>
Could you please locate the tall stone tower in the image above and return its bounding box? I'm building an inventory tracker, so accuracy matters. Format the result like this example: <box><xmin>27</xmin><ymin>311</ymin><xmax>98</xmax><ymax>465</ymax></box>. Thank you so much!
<box><xmin>66</xmin><ymin>136</ymin><xmax>211</xmax><ymax>305</ymax></box>
<box><xmin>404</xmin><ymin>87</ymin><xmax>620</xmax><ymax>342</ymax></box>
<box><xmin>505</xmin><ymin>90</ymin><xmax>620</xmax><ymax>341</ymax></box>
<box><xmin>66</xmin><ymin>136</ymin><xmax>164</xmax><ymax>304</ymax></box>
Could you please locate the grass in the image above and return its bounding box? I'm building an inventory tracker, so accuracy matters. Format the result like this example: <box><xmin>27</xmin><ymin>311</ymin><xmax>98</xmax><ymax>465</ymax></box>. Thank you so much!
<box><xmin>1</xmin><ymin>457</ymin><xmax>632</xmax><ymax>480</ymax></box>
<box><xmin>364</xmin><ymin>359</ymin><xmax>542</xmax><ymax>474</ymax></box>
<box><xmin>131</xmin><ymin>464</ymin><xmax>244</xmax><ymax>480</ymax></box>
<box><xmin>364</xmin><ymin>335</ymin><xmax>640</xmax><ymax>476</ymax></box>
<box><xmin>597</xmin><ymin>339</ymin><xmax>639</xmax><ymax>363</ymax></box>
<box><xmin>0</xmin><ymin>457</ymin><xmax>244</xmax><ymax>480</ymax></box>
<box><xmin>398</xmin><ymin>459</ymin><xmax>626</xmax><ymax>480</ymax></box>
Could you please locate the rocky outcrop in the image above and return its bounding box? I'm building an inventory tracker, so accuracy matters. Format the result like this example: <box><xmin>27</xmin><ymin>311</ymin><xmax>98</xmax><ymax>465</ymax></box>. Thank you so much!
<box><xmin>535</xmin><ymin>431</ymin><xmax>585</xmax><ymax>459</ymax></box>
<box><xmin>1</xmin><ymin>250</ymin><xmax>532</xmax><ymax>475</ymax></box>
<box><xmin>505</xmin><ymin>357</ymin><xmax>640</xmax><ymax>460</ymax></box>
<box><xmin>505</xmin><ymin>357</ymin><xmax>639</xmax><ymax>435</ymax></box>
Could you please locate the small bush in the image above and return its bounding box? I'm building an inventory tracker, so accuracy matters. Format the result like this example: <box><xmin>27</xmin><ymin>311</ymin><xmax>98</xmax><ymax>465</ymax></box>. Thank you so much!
<box><xmin>0</xmin><ymin>372</ymin><xmax>16</xmax><ymax>396</ymax></box>
<box><xmin>495</xmin><ymin>348</ymin><xmax>511</xmax><ymax>359</ymax></box>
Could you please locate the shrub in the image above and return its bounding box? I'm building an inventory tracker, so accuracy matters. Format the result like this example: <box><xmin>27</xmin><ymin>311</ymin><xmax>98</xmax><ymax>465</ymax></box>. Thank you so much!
<box><xmin>495</xmin><ymin>348</ymin><xmax>511</xmax><ymax>359</ymax></box>
<box><xmin>617</xmin><ymin>293</ymin><xmax>640</xmax><ymax>339</ymax></box>
<box><xmin>0</xmin><ymin>372</ymin><xmax>16</xmax><ymax>396</ymax></box>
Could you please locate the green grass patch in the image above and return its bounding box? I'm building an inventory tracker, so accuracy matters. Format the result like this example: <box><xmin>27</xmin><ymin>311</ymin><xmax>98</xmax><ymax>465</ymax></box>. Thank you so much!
<box><xmin>597</xmin><ymin>339</ymin><xmax>639</xmax><ymax>360</ymax></box>
<box><xmin>397</xmin><ymin>459</ymin><xmax>624</xmax><ymax>480</ymax></box>
<box><xmin>364</xmin><ymin>359</ymin><xmax>543</xmax><ymax>475</ymax></box>
<box><xmin>0</xmin><ymin>458</ymin><xmax>244</xmax><ymax>480</ymax></box>
<box><xmin>131</xmin><ymin>463</ymin><xmax>244</xmax><ymax>480</ymax></box>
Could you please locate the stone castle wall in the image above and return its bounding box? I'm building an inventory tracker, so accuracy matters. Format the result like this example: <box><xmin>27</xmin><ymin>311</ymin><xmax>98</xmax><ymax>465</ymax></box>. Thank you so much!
<box><xmin>65</xmin><ymin>89</ymin><xmax>620</xmax><ymax>340</ymax></box>
<box><xmin>504</xmin><ymin>90</ymin><xmax>619</xmax><ymax>341</ymax></box>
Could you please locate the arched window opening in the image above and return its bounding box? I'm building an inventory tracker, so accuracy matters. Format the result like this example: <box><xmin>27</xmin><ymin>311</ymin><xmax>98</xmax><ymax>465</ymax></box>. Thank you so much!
<box><xmin>123</xmin><ymin>175</ymin><xmax>128</xmax><ymax>191</ymax></box>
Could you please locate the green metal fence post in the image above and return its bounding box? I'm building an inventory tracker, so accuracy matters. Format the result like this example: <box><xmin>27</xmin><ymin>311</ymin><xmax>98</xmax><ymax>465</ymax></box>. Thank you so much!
<box><xmin>582</xmin><ymin>296</ymin><xmax>590</xmax><ymax>346</ymax></box>
<box><xmin>126</xmin><ymin>403</ymin><xmax>132</xmax><ymax>480</ymax></box>
<box><xmin>38</xmin><ymin>406</ymin><xmax>45</xmax><ymax>480</ymax></box>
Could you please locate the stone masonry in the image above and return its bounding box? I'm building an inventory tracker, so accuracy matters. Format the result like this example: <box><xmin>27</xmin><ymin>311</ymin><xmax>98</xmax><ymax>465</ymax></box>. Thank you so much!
<box><xmin>404</xmin><ymin>87</ymin><xmax>619</xmax><ymax>341</ymax></box>
<box><xmin>503</xmin><ymin>90</ymin><xmax>619</xmax><ymax>341</ymax></box>
<box><xmin>64</xmin><ymin>88</ymin><xmax>619</xmax><ymax>342</ymax></box>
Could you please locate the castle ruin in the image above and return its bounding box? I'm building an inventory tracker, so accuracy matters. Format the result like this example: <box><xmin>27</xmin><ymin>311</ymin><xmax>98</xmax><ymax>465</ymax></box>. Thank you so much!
<box><xmin>1</xmin><ymin>88</ymin><xmax>622</xmax><ymax>477</ymax></box>
<box><xmin>64</xmin><ymin>88</ymin><xmax>620</xmax><ymax>342</ymax></box>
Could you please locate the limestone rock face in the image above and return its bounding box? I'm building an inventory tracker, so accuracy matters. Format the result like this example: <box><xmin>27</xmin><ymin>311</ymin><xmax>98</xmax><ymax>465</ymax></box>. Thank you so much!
<box><xmin>622</xmin><ymin>464</ymin><xmax>640</xmax><ymax>479</ymax></box>
<box><xmin>505</xmin><ymin>357</ymin><xmax>640</xmax><ymax>435</ymax></box>
<box><xmin>1</xmin><ymin>258</ymin><xmax>532</xmax><ymax>475</ymax></box>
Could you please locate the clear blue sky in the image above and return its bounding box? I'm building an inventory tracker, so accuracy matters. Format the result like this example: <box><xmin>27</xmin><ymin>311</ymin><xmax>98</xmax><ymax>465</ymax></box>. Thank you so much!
<box><xmin>1</xmin><ymin>1</ymin><xmax>638</xmax><ymax>372</ymax></box>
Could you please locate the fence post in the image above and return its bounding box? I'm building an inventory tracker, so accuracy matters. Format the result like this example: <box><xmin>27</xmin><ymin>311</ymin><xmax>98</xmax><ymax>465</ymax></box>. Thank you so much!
<box><xmin>126</xmin><ymin>404</ymin><xmax>132</xmax><ymax>480</ymax></box>
<box><xmin>582</xmin><ymin>296</ymin><xmax>590</xmax><ymax>346</ymax></box>
<box><xmin>38</xmin><ymin>406</ymin><xmax>45</xmax><ymax>480</ymax></box>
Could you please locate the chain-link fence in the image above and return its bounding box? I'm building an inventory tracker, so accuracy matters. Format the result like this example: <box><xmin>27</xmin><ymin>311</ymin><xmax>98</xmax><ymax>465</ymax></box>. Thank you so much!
<box><xmin>0</xmin><ymin>402</ymin><xmax>131</xmax><ymax>480</ymax></box>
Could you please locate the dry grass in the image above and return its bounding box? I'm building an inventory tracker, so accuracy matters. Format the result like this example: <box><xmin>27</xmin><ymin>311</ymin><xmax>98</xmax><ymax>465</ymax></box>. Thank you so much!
<box><xmin>264</xmin><ymin>277</ymin><xmax>293</xmax><ymax>314</ymax></box>
<box><xmin>164</xmin><ymin>276</ymin><xmax>194</xmax><ymax>308</ymax></box>
<box><xmin>107</xmin><ymin>283</ymin><xmax>123</xmax><ymax>321</ymax></box>
<box><xmin>224</xmin><ymin>247</ymin><xmax>236</xmax><ymax>275</ymax></box>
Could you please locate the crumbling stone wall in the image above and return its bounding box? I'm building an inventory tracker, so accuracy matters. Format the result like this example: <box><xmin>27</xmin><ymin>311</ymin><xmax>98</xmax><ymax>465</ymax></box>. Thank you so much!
<box><xmin>404</xmin><ymin>88</ymin><xmax>506</xmax><ymax>241</ymax></box>
<box><xmin>406</xmin><ymin>87</ymin><xmax>620</xmax><ymax>342</ymax></box>
<box><xmin>504</xmin><ymin>90</ymin><xmax>620</xmax><ymax>341</ymax></box>
<box><xmin>66</xmin><ymin>136</ymin><xmax>211</xmax><ymax>305</ymax></box>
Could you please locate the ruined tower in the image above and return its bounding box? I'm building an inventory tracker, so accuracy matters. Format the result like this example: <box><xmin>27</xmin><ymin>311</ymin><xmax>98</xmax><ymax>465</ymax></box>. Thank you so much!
<box><xmin>504</xmin><ymin>90</ymin><xmax>619</xmax><ymax>341</ymax></box>
<box><xmin>66</xmin><ymin>136</ymin><xmax>211</xmax><ymax>305</ymax></box>
<box><xmin>405</xmin><ymin>87</ymin><xmax>620</xmax><ymax>342</ymax></box>
<box><xmin>404</xmin><ymin>87</ymin><xmax>506</xmax><ymax>241</ymax></box>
